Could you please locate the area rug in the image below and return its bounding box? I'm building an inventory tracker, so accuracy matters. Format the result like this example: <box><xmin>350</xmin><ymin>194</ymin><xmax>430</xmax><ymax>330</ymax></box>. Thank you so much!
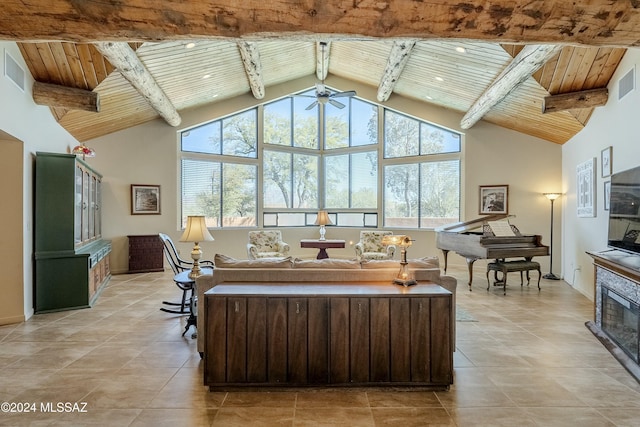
<box><xmin>456</xmin><ymin>306</ymin><xmax>478</xmax><ymax>322</ymax></box>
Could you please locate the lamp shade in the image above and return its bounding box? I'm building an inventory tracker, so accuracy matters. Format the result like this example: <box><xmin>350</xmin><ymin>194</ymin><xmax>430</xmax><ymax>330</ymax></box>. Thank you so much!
<box><xmin>381</xmin><ymin>234</ymin><xmax>412</xmax><ymax>247</ymax></box>
<box><xmin>71</xmin><ymin>143</ymin><xmax>96</xmax><ymax>158</ymax></box>
<box><xmin>544</xmin><ymin>193</ymin><xmax>562</xmax><ymax>201</ymax></box>
<box><xmin>314</xmin><ymin>210</ymin><xmax>333</xmax><ymax>226</ymax></box>
<box><xmin>180</xmin><ymin>216</ymin><xmax>214</xmax><ymax>243</ymax></box>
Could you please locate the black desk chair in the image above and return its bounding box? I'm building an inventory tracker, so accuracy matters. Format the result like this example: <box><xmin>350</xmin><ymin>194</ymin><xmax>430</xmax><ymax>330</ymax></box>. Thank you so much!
<box><xmin>159</xmin><ymin>233</ymin><xmax>214</xmax><ymax>314</ymax></box>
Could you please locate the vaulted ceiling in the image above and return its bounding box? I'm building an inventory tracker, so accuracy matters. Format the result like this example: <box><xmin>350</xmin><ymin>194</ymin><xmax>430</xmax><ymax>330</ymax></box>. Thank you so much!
<box><xmin>3</xmin><ymin>1</ymin><xmax>637</xmax><ymax>144</ymax></box>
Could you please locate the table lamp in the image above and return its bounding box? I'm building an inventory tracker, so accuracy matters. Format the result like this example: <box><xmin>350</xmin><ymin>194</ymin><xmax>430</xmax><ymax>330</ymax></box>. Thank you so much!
<box><xmin>381</xmin><ymin>234</ymin><xmax>417</xmax><ymax>286</ymax></box>
<box><xmin>180</xmin><ymin>215</ymin><xmax>214</xmax><ymax>279</ymax></box>
<box><xmin>314</xmin><ymin>210</ymin><xmax>333</xmax><ymax>241</ymax></box>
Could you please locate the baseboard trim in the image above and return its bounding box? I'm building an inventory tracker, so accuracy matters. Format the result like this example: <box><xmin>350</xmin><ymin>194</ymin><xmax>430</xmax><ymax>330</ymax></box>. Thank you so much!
<box><xmin>0</xmin><ymin>314</ymin><xmax>25</xmax><ymax>326</ymax></box>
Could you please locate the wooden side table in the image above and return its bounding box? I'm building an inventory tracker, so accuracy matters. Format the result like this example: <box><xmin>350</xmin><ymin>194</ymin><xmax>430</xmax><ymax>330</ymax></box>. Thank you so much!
<box><xmin>166</xmin><ymin>267</ymin><xmax>214</xmax><ymax>338</ymax></box>
<box><xmin>300</xmin><ymin>239</ymin><xmax>346</xmax><ymax>259</ymax></box>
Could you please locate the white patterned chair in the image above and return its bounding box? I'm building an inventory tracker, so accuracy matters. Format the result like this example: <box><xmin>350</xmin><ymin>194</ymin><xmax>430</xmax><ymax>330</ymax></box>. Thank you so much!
<box><xmin>247</xmin><ymin>230</ymin><xmax>290</xmax><ymax>259</ymax></box>
<box><xmin>354</xmin><ymin>230</ymin><xmax>396</xmax><ymax>260</ymax></box>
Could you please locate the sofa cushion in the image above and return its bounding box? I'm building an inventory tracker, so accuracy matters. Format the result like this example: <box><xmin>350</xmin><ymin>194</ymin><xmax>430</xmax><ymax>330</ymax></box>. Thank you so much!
<box><xmin>293</xmin><ymin>258</ymin><xmax>361</xmax><ymax>269</ymax></box>
<box><xmin>360</xmin><ymin>259</ymin><xmax>400</xmax><ymax>269</ymax></box>
<box><xmin>214</xmin><ymin>254</ymin><xmax>293</xmax><ymax>268</ymax></box>
<box><xmin>361</xmin><ymin>256</ymin><xmax>439</xmax><ymax>269</ymax></box>
<box><xmin>408</xmin><ymin>256</ymin><xmax>440</xmax><ymax>269</ymax></box>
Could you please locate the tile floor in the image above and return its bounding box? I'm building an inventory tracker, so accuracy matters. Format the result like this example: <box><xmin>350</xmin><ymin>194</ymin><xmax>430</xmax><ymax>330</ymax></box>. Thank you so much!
<box><xmin>1</xmin><ymin>265</ymin><xmax>640</xmax><ymax>426</ymax></box>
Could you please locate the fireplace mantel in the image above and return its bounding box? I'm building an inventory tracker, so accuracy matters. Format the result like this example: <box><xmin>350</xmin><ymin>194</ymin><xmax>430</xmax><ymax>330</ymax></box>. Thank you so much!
<box><xmin>588</xmin><ymin>249</ymin><xmax>640</xmax><ymax>284</ymax></box>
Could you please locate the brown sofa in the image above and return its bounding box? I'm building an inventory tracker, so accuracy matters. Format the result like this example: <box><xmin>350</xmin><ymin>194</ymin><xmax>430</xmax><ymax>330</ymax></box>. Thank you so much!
<box><xmin>195</xmin><ymin>254</ymin><xmax>457</xmax><ymax>354</ymax></box>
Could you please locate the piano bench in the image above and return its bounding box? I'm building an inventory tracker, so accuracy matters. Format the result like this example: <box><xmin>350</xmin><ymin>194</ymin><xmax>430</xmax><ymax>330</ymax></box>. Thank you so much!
<box><xmin>486</xmin><ymin>260</ymin><xmax>541</xmax><ymax>295</ymax></box>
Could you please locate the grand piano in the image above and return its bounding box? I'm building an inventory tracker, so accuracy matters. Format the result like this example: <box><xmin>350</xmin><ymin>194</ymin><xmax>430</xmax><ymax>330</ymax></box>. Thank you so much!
<box><xmin>435</xmin><ymin>214</ymin><xmax>549</xmax><ymax>290</ymax></box>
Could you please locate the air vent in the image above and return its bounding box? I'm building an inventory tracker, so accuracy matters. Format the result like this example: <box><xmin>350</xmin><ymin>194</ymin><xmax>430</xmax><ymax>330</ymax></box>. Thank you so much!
<box><xmin>618</xmin><ymin>67</ymin><xmax>635</xmax><ymax>101</ymax></box>
<box><xmin>4</xmin><ymin>50</ymin><xmax>25</xmax><ymax>92</ymax></box>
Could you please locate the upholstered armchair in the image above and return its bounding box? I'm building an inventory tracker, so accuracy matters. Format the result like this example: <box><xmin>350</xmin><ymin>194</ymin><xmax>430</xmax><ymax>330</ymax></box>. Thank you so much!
<box><xmin>247</xmin><ymin>230</ymin><xmax>291</xmax><ymax>259</ymax></box>
<box><xmin>354</xmin><ymin>230</ymin><xmax>396</xmax><ymax>260</ymax></box>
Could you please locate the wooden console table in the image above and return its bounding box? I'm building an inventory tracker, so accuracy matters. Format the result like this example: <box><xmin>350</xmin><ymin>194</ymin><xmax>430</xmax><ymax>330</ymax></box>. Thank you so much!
<box><xmin>300</xmin><ymin>239</ymin><xmax>345</xmax><ymax>259</ymax></box>
<box><xmin>204</xmin><ymin>282</ymin><xmax>452</xmax><ymax>389</ymax></box>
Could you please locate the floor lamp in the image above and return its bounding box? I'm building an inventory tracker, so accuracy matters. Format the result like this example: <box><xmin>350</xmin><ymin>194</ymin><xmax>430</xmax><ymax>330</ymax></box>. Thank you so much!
<box><xmin>543</xmin><ymin>193</ymin><xmax>561</xmax><ymax>280</ymax></box>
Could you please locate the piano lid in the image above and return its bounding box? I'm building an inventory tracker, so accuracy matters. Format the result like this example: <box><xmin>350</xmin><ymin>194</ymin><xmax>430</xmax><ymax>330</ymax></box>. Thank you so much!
<box><xmin>434</xmin><ymin>214</ymin><xmax>514</xmax><ymax>233</ymax></box>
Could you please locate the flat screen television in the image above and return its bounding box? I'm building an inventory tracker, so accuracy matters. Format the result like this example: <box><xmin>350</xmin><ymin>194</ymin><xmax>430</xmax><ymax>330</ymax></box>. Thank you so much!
<box><xmin>608</xmin><ymin>164</ymin><xmax>640</xmax><ymax>254</ymax></box>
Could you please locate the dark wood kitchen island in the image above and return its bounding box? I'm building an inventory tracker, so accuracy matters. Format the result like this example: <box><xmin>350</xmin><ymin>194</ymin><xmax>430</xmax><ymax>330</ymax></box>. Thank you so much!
<box><xmin>204</xmin><ymin>282</ymin><xmax>452</xmax><ymax>389</ymax></box>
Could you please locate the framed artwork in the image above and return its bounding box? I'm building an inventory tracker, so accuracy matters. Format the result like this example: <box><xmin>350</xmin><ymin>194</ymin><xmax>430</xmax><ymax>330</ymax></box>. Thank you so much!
<box><xmin>131</xmin><ymin>184</ymin><xmax>161</xmax><ymax>215</ymax></box>
<box><xmin>601</xmin><ymin>146</ymin><xmax>612</xmax><ymax>178</ymax></box>
<box><xmin>604</xmin><ymin>180</ymin><xmax>611</xmax><ymax>211</ymax></box>
<box><xmin>577</xmin><ymin>158</ymin><xmax>596</xmax><ymax>217</ymax></box>
<box><xmin>479</xmin><ymin>185</ymin><xmax>509</xmax><ymax>215</ymax></box>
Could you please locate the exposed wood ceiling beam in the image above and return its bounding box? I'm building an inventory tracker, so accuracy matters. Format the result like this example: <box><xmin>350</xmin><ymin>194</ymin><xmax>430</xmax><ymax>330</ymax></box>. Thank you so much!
<box><xmin>377</xmin><ymin>40</ymin><xmax>417</xmax><ymax>102</ymax></box>
<box><xmin>543</xmin><ymin>88</ymin><xmax>609</xmax><ymax>113</ymax></box>
<box><xmin>32</xmin><ymin>81</ymin><xmax>100</xmax><ymax>112</ymax></box>
<box><xmin>3</xmin><ymin>1</ymin><xmax>640</xmax><ymax>47</ymax></box>
<box><xmin>461</xmin><ymin>45</ymin><xmax>563</xmax><ymax>130</ymax></box>
<box><xmin>316</xmin><ymin>41</ymin><xmax>331</xmax><ymax>81</ymax></box>
<box><xmin>94</xmin><ymin>42</ymin><xmax>181</xmax><ymax>127</ymax></box>
<box><xmin>237</xmin><ymin>41</ymin><xmax>265</xmax><ymax>99</ymax></box>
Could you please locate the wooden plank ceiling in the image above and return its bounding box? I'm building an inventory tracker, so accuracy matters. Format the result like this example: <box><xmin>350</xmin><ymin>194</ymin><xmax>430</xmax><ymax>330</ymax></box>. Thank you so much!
<box><xmin>16</xmin><ymin>39</ymin><xmax>624</xmax><ymax>143</ymax></box>
<box><xmin>6</xmin><ymin>0</ymin><xmax>631</xmax><ymax>143</ymax></box>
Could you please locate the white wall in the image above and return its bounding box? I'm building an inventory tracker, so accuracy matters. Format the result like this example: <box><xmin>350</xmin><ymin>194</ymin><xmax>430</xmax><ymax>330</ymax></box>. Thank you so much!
<box><xmin>88</xmin><ymin>75</ymin><xmax>562</xmax><ymax>275</ymax></box>
<box><xmin>0</xmin><ymin>41</ymin><xmax>82</xmax><ymax>321</ymax></box>
<box><xmin>562</xmin><ymin>48</ymin><xmax>640</xmax><ymax>300</ymax></box>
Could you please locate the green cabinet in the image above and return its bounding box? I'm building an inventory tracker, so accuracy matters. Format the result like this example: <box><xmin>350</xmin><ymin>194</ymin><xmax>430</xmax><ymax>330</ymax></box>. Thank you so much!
<box><xmin>34</xmin><ymin>152</ymin><xmax>111</xmax><ymax>313</ymax></box>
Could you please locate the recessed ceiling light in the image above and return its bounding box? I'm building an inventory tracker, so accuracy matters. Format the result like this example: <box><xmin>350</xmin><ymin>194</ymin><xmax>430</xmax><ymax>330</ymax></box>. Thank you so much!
<box><xmin>203</xmin><ymin>74</ymin><xmax>211</xmax><ymax>79</ymax></box>
<box><xmin>425</xmin><ymin>95</ymin><xmax>433</xmax><ymax>100</ymax></box>
<box><xmin>435</xmin><ymin>76</ymin><xmax>444</xmax><ymax>82</ymax></box>
<box><xmin>455</xmin><ymin>46</ymin><xmax>466</xmax><ymax>53</ymax></box>
<box><xmin>185</xmin><ymin>42</ymin><xmax>196</xmax><ymax>49</ymax></box>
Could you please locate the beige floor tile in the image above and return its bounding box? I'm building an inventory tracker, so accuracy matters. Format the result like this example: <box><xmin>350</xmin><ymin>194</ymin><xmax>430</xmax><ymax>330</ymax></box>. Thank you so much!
<box><xmin>295</xmin><ymin>390</ymin><xmax>369</xmax><ymax>408</ymax></box>
<box><xmin>371</xmin><ymin>407</ymin><xmax>455</xmax><ymax>426</ymax></box>
<box><xmin>213</xmin><ymin>407</ymin><xmax>294</xmax><ymax>426</ymax></box>
<box><xmin>435</xmin><ymin>385</ymin><xmax>516</xmax><ymax>409</ymax></box>
<box><xmin>222</xmin><ymin>391</ymin><xmax>297</xmax><ymax>407</ymax></box>
<box><xmin>48</xmin><ymin>409</ymin><xmax>142</xmax><ymax>426</ymax></box>
<box><xmin>1</xmin><ymin>267</ymin><xmax>639</xmax><ymax>426</ymax></box>
<box><xmin>366</xmin><ymin>390</ymin><xmax>442</xmax><ymax>407</ymax></box>
<box><xmin>129</xmin><ymin>408</ymin><xmax>218</xmax><ymax>427</ymax></box>
<box><xmin>293</xmin><ymin>407</ymin><xmax>373</xmax><ymax>426</ymax></box>
<box><xmin>597</xmin><ymin>408</ymin><xmax>640</xmax><ymax>426</ymax></box>
<box><xmin>522</xmin><ymin>407</ymin><xmax>617</xmax><ymax>426</ymax></box>
<box><xmin>451</xmin><ymin>407</ymin><xmax>537</xmax><ymax>426</ymax></box>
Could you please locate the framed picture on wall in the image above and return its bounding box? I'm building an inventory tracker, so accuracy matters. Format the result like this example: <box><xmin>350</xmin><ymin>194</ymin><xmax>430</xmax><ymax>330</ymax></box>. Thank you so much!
<box><xmin>577</xmin><ymin>158</ymin><xmax>596</xmax><ymax>217</ymax></box>
<box><xmin>601</xmin><ymin>146</ymin><xmax>612</xmax><ymax>178</ymax></box>
<box><xmin>479</xmin><ymin>185</ymin><xmax>509</xmax><ymax>215</ymax></box>
<box><xmin>131</xmin><ymin>184</ymin><xmax>161</xmax><ymax>215</ymax></box>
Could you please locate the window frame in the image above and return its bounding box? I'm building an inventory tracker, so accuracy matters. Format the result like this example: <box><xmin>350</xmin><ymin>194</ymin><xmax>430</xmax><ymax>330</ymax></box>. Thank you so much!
<box><xmin>179</xmin><ymin>88</ymin><xmax>462</xmax><ymax>230</ymax></box>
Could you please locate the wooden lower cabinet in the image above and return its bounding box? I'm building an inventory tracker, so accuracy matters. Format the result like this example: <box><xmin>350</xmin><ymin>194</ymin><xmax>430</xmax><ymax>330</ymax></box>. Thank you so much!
<box><xmin>34</xmin><ymin>240</ymin><xmax>111</xmax><ymax>313</ymax></box>
<box><xmin>128</xmin><ymin>234</ymin><xmax>164</xmax><ymax>273</ymax></box>
<box><xmin>204</xmin><ymin>283</ymin><xmax>452</xmax><ymax>388</ymax></box>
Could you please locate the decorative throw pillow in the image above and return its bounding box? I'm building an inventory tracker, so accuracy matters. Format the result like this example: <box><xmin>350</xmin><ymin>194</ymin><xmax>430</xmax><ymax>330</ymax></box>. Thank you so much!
<box><xmin>214</xmin><ymin>254</ymin><xmax>293</xmax><ymax>268</ymax></box>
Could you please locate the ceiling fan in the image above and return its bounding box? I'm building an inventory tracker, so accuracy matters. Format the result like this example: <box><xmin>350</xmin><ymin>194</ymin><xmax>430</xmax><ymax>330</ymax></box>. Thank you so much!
<box><xmin>299</xmin><ymin>42</ymin><xmax>356</xmax><ymax>110</ymax></box>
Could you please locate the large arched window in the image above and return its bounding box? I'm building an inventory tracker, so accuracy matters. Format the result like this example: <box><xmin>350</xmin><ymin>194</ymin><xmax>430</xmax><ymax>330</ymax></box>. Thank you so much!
<box><xmin>180</xmin><ymin>88</ymin><xmax>461</xmax><ymax>229</ymax></box>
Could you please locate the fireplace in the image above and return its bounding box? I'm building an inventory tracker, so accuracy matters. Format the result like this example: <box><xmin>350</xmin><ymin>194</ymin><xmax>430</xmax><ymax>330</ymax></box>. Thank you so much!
<box><xmin>588</xmin><ymin>250</ymin><xmax>640</xmax><ymax>383</ymax></box>
<box><xmin>601</xmin><ymin>286</ymin><xmax>639</xmax><ymax>363</ymax></box>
